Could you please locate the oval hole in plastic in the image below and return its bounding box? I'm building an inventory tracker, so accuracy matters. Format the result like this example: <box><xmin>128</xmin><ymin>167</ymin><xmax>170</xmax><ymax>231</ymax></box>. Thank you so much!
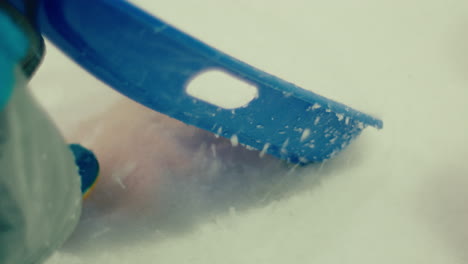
<box><xmin>186</xmin><ymin>69</ymin><xmax>258</xmax><ymax>109</ymax></box>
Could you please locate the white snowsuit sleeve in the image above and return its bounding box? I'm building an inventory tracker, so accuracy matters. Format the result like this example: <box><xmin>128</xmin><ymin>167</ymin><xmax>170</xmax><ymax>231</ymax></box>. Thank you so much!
<box><xmin>0</xmin><ymin>73</ymin><xmax>82</xmax><ymax>264</ymax></box>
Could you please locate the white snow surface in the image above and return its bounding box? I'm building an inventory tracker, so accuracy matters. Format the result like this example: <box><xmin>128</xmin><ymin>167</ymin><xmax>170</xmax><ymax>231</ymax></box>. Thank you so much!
<box><xmin>29</xmin><ymin>0</ymin><xmax>468</xmax><ymax>263</ymax></box>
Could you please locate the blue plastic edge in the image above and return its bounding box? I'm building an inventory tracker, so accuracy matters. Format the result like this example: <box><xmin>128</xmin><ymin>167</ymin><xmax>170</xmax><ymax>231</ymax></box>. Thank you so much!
<box><xmin>28</xmin><ymin>0</ymin><xmax>382</xmax><ymax>163</ymax></box>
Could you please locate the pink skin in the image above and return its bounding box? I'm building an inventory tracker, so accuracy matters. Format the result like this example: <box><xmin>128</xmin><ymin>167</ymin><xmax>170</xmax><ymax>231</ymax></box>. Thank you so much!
<box><xmin>67</xmin><ymin>96</ymin><xmax>280</xmax><ymax>219</ymax></box>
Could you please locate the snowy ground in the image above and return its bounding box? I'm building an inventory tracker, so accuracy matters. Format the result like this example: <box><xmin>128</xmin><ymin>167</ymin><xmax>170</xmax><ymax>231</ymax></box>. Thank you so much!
<box><xmin>30</xmin><ymin>0</ymin><xmax>468</xmax><ymax>263</ymax></box>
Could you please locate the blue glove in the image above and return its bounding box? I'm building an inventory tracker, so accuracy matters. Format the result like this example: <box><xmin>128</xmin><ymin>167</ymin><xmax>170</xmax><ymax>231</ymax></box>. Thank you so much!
<box><xmin>0</xmin><ymin>10</ymin><xmax>28</xmax><ymax>109</ymax></box>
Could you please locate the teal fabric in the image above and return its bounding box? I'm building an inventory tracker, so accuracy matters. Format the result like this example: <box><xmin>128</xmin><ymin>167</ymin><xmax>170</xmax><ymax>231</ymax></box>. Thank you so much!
<box><xmin>0</xmin><ymin>10</ymin><xmax>28</xmax><ymax>109</ymax></box>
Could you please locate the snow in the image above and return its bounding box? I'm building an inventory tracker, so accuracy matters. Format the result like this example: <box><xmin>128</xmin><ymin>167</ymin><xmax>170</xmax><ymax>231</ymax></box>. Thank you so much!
<box><xmin>336</xmin><ymin>113</ymin><xmax>345</xmax><ymax>122</ymax></box>
<box><xmin>259</xmin><ymin>143</ymin><xmax>270</xmax><ymax>158</ymax></box>
<box><xmin>300</xmin><ymin>128</ymin><xmax>311</xmax><ymax>142</ymax></box>
<box><xmin>230</xmin><ymin>135</ymin><xmax>239</xmax><ymax>147</ymax></box>
<box><xmin>314</xmin><ymin>116</ymin><xmax>321</xmax><ymax>125</ymax></box>
<box><xmin>28</xmin><ymin>0</ymin><xmax>468</xmax><ymax>263</ymax></box>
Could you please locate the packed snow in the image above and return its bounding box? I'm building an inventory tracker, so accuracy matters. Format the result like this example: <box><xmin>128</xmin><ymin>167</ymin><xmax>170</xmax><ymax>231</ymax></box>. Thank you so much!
<box><xmin>28</xmin><ymin>0</ymin><xmax>468</xmax><ymax>263</ymax></box>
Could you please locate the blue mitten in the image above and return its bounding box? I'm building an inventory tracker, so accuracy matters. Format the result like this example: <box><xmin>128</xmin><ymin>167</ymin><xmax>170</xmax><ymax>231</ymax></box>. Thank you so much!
<box><xmin>0</xmin><ymin>10</ymin><xmax>27</xmax><ymax>109</ymax></box>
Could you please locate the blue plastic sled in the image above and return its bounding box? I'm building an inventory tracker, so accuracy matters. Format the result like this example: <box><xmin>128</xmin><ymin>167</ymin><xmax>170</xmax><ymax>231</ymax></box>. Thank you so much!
<box><xmin>8</xmin><ymin>0</ymin><xmax>382</xmax><ymax>164</ymax></box>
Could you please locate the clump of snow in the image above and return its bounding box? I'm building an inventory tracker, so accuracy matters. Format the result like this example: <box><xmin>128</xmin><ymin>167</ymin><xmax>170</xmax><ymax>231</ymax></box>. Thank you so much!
<box><xmin>230</xmin><ymin>134</ymin><xmax>239</xmax><ymax>147</ymax></box>
<box><xmin>314</xmin><ymin>117</ymin><xmax>321</xmax><ymax>125</ymax></box>
<box><xmin>300</xmin><ymin>128</ymin><xmax>311</xmax><ymax>142</ymax></box>
<box><xmin>336</xmin><ymin>113</ymin><xmax>344</xmax><ymax>121</ymax></box>
<box><xmin>259</xmin><ymin>143</ymin><xmax>270</xmax><ymax>158</ymax></box>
